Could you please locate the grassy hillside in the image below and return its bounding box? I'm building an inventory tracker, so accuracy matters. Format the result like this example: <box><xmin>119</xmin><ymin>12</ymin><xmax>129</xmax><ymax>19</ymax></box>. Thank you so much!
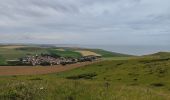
<box><xmin>48</xmin><ymin>49</ymin><xmax>82</xmax><ymax>58</ymax></box>
<box><xmin>0</xmin><ymin>47</ymin><xmax>49</xmax><ymax>65</ymax></box>
<box><xmin>0</xmin><ymin>56</ymin><xmax>5</xmax><ymax>65</ymax></box>
<box><xmin>90</xmin><ymin>49</ymin><xmax>131</xmax><ymax>57</ymax></box>
<box><xmin>0</xmin><ymin>57</ymin><xmax>170</xmax><ymax>99</ymax></box>
<box><xmin>148</xmin><ymin>52</ymin><xmax>170</xmax><ymax>58</ymax></box>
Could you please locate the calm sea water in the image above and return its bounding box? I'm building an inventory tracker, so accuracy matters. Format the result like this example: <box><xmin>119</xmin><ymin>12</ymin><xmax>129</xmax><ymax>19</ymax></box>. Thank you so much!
<box><xmin>55</xmin><ymin>44</ymin><xmax>170</xmax><ymax>56</ymax></box>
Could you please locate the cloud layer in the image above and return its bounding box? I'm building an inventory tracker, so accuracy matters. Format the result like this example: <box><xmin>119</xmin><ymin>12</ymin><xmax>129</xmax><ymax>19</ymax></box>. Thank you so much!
<box><xmin>0</xmin><ymin>0</ymin><xmax>170</xmax><ymax>45</ymax></box>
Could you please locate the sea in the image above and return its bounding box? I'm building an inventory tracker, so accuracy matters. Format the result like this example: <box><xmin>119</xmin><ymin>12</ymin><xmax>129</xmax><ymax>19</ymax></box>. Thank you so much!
<box><xmin>55</xmin><ymin>44</ymin><xmax>170</xmax><ymax>56</ymax></box>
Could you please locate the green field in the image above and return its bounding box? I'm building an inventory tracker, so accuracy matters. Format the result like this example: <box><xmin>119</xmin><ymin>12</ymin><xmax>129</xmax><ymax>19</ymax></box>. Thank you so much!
<box><xmin>90</xmin><ymin>49</ymin><xmax>131</xmax><ymax>57</ymax></box>
<box><xmin>0</xmin><ymin>55</ymin><xmax>5</xmax><ymax>65</ymax></box>
<box><xmin>48</xmin><ymin>49</ymin><xmax>82</xmax><ymax>58</ymax></box>
<box><xmin>0</xmin><ymin>55</ymin><xmax>170</xmax><ymax>99</ymax></box>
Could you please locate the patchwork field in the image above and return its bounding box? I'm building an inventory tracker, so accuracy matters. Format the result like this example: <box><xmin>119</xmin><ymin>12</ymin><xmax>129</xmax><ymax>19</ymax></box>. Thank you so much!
<box><xmin>76</xmin><ymin>50</ymin><xmax>101</xmax><ymax>56</ymax></box>
<box><xmin>0</xmin><ymin>45</ymin><xmax>27</xmax><ymax>49</ymax></box>
<box><xmin>0</xmin><ymin>45</ymin><xmax>130</xmax><ymax>65</ymax></box>
<box><xmin>55</xmin><ymin>48</ymin><xmax>65</xmax><ymax>51</ymax></box>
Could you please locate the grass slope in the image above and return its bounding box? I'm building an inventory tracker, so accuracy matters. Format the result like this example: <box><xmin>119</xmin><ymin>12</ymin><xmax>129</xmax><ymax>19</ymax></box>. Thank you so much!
<box><xmin>0</xmin><ymin>56</ymin><xmax>5</xmax><ymax>65</ymax></box>
<box><xmin>149</xmin><ymin>52</ymin><xmax>170</xmax><ymax>58</ymax></box>
<box><xmin>90</xmin><ymin>49</ymin><xmax>132</xmax><ymax>57</ymax></box>
<box><xmin>48</xmin><ymin>49</ymin><xmax>82</xmax><ymax>58</ymax></box>
<box><xmin>0</xmin><ymin>57</ymin><xmax>170</xmax><ymax>99</ymax></box>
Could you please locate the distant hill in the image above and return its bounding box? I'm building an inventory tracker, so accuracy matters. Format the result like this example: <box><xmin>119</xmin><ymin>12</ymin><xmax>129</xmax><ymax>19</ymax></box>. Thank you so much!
<box><xmin>0</xmin><ymin>45</ymin><xmax>132</xmax><ymax>65</ymax></box>
<box><xmin>145</xmin><ymin>52</ymin><xmax>170</xmax><ymax>58</ymax></box>
<box><xmin>55</xmin><ymin>47</ymin><xmax>133</xmax><ymax>57</ymax></box>
<box><xmin>89</xmin><ymin>49</ymin><xmax>132</xmax><ymax>57</ymax></box>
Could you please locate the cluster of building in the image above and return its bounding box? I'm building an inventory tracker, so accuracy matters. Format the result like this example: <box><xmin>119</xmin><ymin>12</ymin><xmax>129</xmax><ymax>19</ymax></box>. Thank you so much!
<box><xmin>18</xmin><ymin>54</ymin><xmax>101</xmax><ymax>66</ymax></box>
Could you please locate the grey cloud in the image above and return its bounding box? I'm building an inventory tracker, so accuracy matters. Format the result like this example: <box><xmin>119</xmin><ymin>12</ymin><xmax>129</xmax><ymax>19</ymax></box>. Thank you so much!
<box><xmin>0</xmin><ymin>0</ymin><xmax>170</xmax><ymax>45</ymax></box>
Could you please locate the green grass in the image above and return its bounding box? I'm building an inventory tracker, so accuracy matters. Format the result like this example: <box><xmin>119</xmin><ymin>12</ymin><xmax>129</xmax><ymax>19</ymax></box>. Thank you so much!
<box><xmin>0</xmin><ymin>47</ymin><xmax>49</xmax><ymax>59</ymax></box>
<box><xmin>0</xmin><ymin>46</ymin><xmax>81</xmax><ymax>65</ymax></box>
<box><xmin>0</xmin><ymin>78</ymin><xmax>167</xmax><ymax>100</ymax></box>
<box><xmin>0</xmin><ymin>57</ymin><xmax>170</xmax><ymax>99</ymax></box>
<box><xmin>146</xmin><ymin>52</ymin><xmax>170</xmax><ymax>58</ymax></box>
<box><xmin>0</xmin><ymin>45</ymin><xmax>170</xmax><ymax>99</ymax></box>
<box><xmin>48</xmin><ymin>49</ymin><xmax>82</xmax><ymax>58</ymax></box>
<box><xmin>0</xmin><ymin>55</ymin><xmax>6</xmax><ymax>65</ymax></box>
<box><xmin>90</xmin><ymin>49</ymin><xmax>132</xmax><ymax>57</ymax></box>
<box><xmin>102</xmin><ymin>57</ymin><xmax>136</xmax><ymax>60</ymax></box>
<box><xmin>0</xmin><ymin>47</ymin><xmax>49</xmax><ymax>65</ymax></box>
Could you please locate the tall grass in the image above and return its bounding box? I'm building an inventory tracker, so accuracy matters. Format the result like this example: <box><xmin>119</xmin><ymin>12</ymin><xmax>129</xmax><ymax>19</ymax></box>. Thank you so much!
<box><xmin>0</xmin><ymin>78</ymin><xmax>168</xmax><ymax>100</ymax></box>
<box><xmin>0</xmin><ymin>55</ymin><xmax>170</xmax><ymax>99</ymax></box>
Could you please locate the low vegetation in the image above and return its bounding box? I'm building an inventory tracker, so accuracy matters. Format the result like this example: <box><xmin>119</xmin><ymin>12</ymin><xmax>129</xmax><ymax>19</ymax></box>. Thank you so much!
<box><xmin>48</xmin><ymin>49</ymin><xmax>82</xmax><ymax>58</ymax></box>
<box><xmin>75</xmin><ymin>50</ymin><xmax>101</xmax><ymax>56</ymax></box>
<box><xmin>0</xmin><ymin>45</ymin><xmax>170</xmax><ymax>100</ymax></box>
<box><xmin>0</xmin><ymin>55</ymin><xmax>170</xmax><ymax>100</ymax></box>
<box><xmin>0</xmin><ymin>56</ymin><xmax>6</xmax><ymax>65</ymax></box>
<box><xmin>90</xmin><ymin>49</ymin><xmax>131</xmax><ymax>57</ymax></box>
<box><xmin>145</xmin><ymin>52</ymin><xmax>170</xmax><ymax>58</ymax></box>
<box><xmin>66</xmin><ymin>73</ymin><xmax>97</xmax><ymax>80</ymax></box>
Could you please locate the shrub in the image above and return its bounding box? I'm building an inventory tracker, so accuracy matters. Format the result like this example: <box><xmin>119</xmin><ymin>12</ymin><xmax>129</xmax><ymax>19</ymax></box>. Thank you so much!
<box><xmin>151</xmin><ymin>83</ymin><xmax>164</xmax><ymax>87</ymax></box>
<box><xmin>29</xmin><ymin>78</ymin><xmax>43</xmax><ymax>81</ymax></box>
<box><xmin>40</xmin><ymin>62</ymin><xmax>51</xmax><ymax>66</ymax></box>
<box><xmin>66</xmin><ymin>73</ymin><xmax>97</xmax><ymax>80</ymax></box>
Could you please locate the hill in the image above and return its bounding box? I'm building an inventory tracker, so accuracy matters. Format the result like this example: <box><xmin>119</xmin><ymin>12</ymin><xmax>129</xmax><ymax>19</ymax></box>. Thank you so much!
<box><xmin>149</xmin><ymin>52</ymin><xmax>170</xmax><ymax>58</ymax></box>
<box><xmin>0</xmin><ymin>45</ymin><xmax>131</xmax><ymax>65</ymax></box>
<box><xmin>142</xmin><ymin>52</ymin><xmax>170</xmax><ymax>58</ymax></box>
<box><xmin>90</xmin><ymin>49</ymin><xmax>132</xmax><ymax>57</ymax></box>
<box><xmin>0</xmin><ymin>55</ymin><xmax>170</xmax><ymax>99</ymax></box>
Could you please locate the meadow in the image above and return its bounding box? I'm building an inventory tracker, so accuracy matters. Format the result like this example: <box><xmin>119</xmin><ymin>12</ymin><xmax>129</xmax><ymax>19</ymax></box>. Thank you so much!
<box><xmin>0</xmin><ymin>55</ymin><xmax>170</xmax><ymax>100</ymax></box>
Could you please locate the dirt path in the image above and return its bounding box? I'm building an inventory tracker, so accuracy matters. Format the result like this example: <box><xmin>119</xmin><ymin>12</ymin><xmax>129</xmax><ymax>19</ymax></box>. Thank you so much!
<box><xmin>0</xmin><ymin>62</ymin><xmax>96</xmax><ymax>76</ymax></box>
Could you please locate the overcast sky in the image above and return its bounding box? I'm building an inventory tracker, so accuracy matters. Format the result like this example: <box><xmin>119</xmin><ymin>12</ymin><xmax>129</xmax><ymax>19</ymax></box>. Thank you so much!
<box><xmin>0</xmin><ymin>0</ymin><xmax>170</xmax><ymax>45</ymax></box>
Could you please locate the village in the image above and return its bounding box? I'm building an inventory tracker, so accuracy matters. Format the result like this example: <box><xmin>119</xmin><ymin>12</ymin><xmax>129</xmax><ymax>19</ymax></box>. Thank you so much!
<box><xmin>9</xmin><ymin>54</ymin><xmax>101</xmax><ymax>66</ymax></box>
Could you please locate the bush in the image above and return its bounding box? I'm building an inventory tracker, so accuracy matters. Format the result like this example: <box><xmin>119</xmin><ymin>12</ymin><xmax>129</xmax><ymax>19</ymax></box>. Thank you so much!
<box><xmin>66</xmin><ymin>73</ymin><xmax>97</xmax><ymax>80</ymax></box>
<box><xmin>29</xmin><ymin>78</ymin><xmax>43</xmax><ymax>81</ymax></box>
<box><xmin>151</xmin><ymin>83</ymin><xmax>164</xmax><ymax>87</ymax></box>
<box><xmin>40</xmin><ymin>62</ymin><xmax>51</xmax><ymax>66</ymax></box>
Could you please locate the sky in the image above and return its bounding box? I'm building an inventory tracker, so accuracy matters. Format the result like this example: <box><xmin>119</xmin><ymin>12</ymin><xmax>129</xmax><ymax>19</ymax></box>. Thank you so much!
<box><xmin>0</xmin><ymin>0</ymin><xmax>170</xmax><ymax>45</ymax></box>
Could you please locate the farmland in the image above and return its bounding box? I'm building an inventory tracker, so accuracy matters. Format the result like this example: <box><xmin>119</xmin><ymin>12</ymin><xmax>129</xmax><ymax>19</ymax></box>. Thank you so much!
<box><xmin>0</xmin><ymin>45</ymin><xmax>130</xmax><ymax>65</ymax></box>
<box><xmin>0</xmin><ymin>62</ymin><xmax>96</xmax><ymax>76</ymax></box>
<box><xmin>75</xmin><ymin>50</ymin><xmax>101</xmax><ymax>56</ymax></box>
